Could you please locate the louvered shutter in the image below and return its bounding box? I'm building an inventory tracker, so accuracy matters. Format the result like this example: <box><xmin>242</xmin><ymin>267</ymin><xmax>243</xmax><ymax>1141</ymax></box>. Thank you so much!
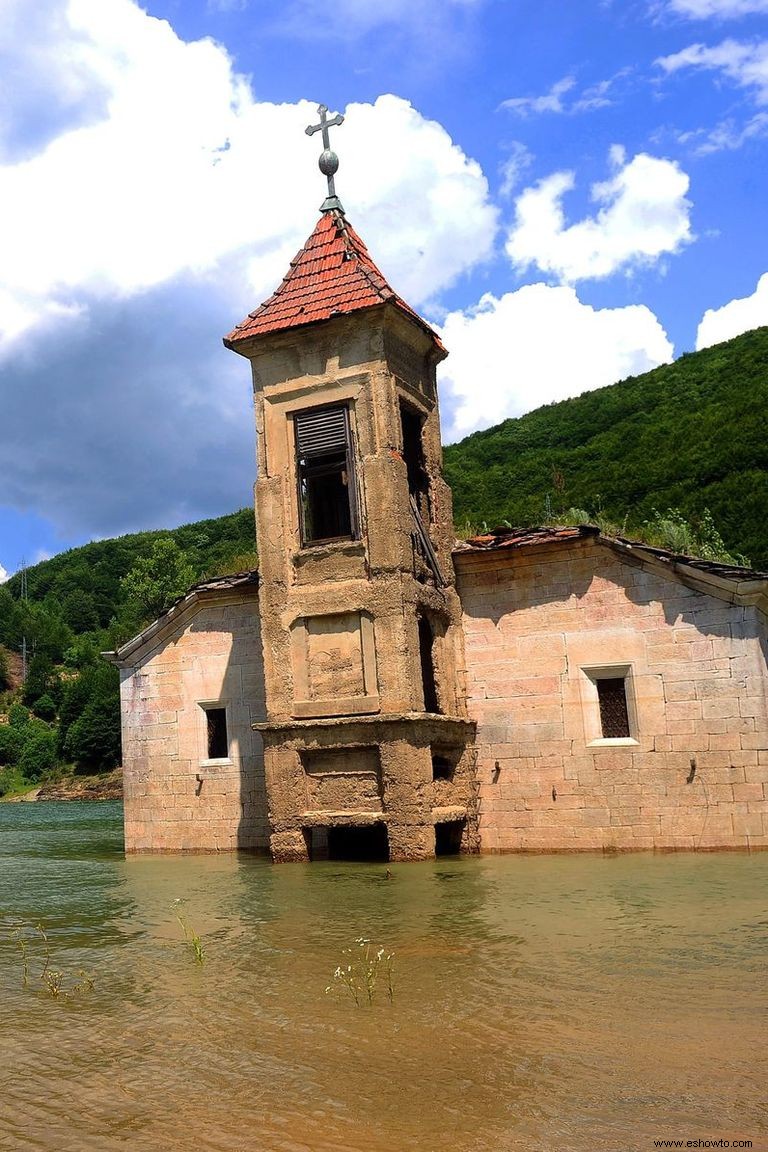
<box><xmin>294</xmin><ymin>406</ymin><xmax>348</xmax><ymax>458</ymax></box>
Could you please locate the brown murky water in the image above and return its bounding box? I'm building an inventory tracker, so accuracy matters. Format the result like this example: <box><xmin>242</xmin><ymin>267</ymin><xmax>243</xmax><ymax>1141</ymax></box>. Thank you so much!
<box><xmin>1</xmin><ymin>802</ymin><xmax>766</xmax><ymax>1152</ymax></box>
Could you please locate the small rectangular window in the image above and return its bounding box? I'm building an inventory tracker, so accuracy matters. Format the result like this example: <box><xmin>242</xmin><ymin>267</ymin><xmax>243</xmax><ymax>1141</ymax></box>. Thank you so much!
<box><xmin>431</xmin><ymin>750</ymin><xmax>455</xmax><ymax>781</ymax></box>
<box><xmin>294</xmin><ymin>405</ymin><xmax>357</xmax><ymax>545</ymax></box>
<box><xmin>596</xmin><ymin>678</ymin><xmax>631</xmax><ymax>739</ymax></box>
<box><xmin>205</xmin><ymin>707</ymin><xmax>228</xmax><ymax>759</ymax></box>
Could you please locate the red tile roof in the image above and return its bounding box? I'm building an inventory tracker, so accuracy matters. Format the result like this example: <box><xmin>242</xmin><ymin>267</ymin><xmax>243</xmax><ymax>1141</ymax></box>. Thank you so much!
<box><xmin>454</xmin><ymin>524</ymin><xmax>768</xmax><ymax>581</ymax></box>
<box><xmin>224</xmin><ymin>210</ymin><xmax>444</xmax><ymax>351</ymax></box>
<box><xmin>455</xmin><ymin>525</ymin><xmax>598</xmax><ymax>552</ymax></box>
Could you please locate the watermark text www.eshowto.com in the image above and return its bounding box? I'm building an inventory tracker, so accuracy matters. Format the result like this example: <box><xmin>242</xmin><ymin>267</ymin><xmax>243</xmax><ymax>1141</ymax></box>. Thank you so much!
<box><xmin>653</xmin><ymin>1140</ymin><xmax>753</xmax><ymax>1149</ymax></box>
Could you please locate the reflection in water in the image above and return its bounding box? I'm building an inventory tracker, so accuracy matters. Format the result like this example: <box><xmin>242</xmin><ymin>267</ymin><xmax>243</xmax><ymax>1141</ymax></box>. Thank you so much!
<box><xmin>0</xmin><ymin>802</ymin><xmax>766</xmax><ymax>1152</ymax></box>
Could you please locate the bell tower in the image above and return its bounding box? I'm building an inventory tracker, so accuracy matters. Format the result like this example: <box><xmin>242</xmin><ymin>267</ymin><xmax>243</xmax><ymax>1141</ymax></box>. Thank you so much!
<box><xmin>224</xmin><ymin>106</ymin><xmax>477</xmax><ymax>862</ymax></box>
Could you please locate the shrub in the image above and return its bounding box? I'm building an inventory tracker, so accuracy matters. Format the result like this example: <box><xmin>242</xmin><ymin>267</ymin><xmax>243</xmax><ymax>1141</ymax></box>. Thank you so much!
<box><xmin>8</xmin><ymin>703</ymin><xmax>30</xmax><ymax>729</ymax></box>
<box><xmin>0</xmin><ymin>765</ymin><xmax>26</xmax><ymax>797</ymax></box>
<box><xmin>32</xmin><ymin>694</ymin><xmax>57</xmax><ymax>722</ymax></box>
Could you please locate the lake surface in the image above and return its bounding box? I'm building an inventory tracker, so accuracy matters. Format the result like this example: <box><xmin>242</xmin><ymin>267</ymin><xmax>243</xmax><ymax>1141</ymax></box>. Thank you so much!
<box><xmin>0</xmin><ymin>802</ymin><xmax>766</xmax><ymax>1152</ymax></box>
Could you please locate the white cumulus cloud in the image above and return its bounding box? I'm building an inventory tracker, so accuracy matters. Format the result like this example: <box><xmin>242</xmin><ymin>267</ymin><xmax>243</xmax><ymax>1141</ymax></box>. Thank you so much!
<box><xmin>0</xmin><ymin>564</ymin><xmax>10</xmax><ymax>584</ymax></box>
<box><xmin>0</xmin><ymin>2</ymin><xmax>496</xmax><ymax>357</ymax></box>
<box><xmin>664</xmin><ymin>0</ymin><xmax>768</xmax><ymax>17</ymax></box>
<box><xmin>0</xmin><ymin>0</ymin><xmax>497</xmax><ymax>541</ymax></box>
<box><xmin>439</xmin><ymin>285</ymin><xmax>674</xmax><ymax>440</ymax></box>
<box><xmin>658</xmin><ymin>38</ymin><xmax>768</xmax><ymax>102</ymax></box>
<box><xmin>505</xmin><ymin>148</ymin><xmax>693</xmax><ymax>283</ymax></box>
<box><xmin>696</xmin><ymin>272</ymin><xmax>768</xmax><ymax>347</ymax></box>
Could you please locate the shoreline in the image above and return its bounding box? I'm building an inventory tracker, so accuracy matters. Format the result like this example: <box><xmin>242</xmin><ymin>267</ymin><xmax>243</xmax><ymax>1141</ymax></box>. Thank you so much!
<box><xmin>1</xmin><ymin>768</ymin><xmax>123</xmax><ymax>803</ymax></box>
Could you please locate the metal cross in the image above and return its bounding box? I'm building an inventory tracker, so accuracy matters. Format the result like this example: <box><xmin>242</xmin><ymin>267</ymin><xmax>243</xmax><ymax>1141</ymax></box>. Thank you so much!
<box><xmin>305</xmin><ymin>104</ymin><xmax>345</xmax><ymax>213</ymax></box>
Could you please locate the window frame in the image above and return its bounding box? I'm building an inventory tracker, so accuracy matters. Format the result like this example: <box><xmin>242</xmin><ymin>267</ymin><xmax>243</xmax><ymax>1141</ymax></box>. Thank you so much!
<box><xmin>293</xmin><ymin>403</ymin><xmax>359</xmax><ymax>548</ymax></box>
<box><xmin>199</xmin><ymin>702</ymin><xmax>232</xmax><ymax>765</ymax></box>
<box><xmin>580</xmin><ymin>664</ymin><xmax>639</xmax><ymax>747</ymax></box>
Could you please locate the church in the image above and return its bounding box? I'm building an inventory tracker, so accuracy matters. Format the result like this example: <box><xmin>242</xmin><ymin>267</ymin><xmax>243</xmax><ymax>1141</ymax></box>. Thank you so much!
<box><xmin>108</xmin><ymin>109</ymin><xmax>768</xmax><ymax>861</ymax></box>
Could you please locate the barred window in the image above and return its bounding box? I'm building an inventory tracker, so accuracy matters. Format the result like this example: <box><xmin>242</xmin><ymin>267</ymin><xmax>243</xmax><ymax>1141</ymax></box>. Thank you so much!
<box><xmin>581</xmin><ymin>664</ymin><xmax>636</xmax><ymax>746</ymax></box>
<box><xmin>596</xmin><ymin>678</ymin><xmax>631</xmax><ymax>739</ymax></box>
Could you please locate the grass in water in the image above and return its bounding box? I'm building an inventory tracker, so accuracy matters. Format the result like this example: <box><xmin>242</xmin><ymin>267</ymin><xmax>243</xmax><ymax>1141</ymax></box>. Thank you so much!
<box><xmin>326</xmin><ymin>937</ymin><xmax>395</xmax><ymax>1007</ymax></box>
<box><xmin>173</xmin><ymin>899</ymin><xmax>205</xmax><ymax>966</ymax></box>
<box><xmin>9</xmin><ymin>921</ymin><xmax>94</xmax><ymax>1000</ymax></box>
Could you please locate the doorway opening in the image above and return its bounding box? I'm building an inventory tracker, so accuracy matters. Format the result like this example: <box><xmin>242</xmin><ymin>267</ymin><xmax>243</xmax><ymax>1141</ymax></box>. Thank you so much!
<box><xmin>435</xmin><ymin>820</ymin><xmax>464</xmax><ymax>857</ymax></box>
<box><xmin>307</xmin><ymin>822</ymin><xmax>390</xmax><ymax>862</ymax></box>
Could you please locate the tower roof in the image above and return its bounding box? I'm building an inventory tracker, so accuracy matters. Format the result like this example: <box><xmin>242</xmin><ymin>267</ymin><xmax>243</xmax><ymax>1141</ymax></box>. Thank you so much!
<box><xmin>223</xmin><ymin>210</ymin><xmax>445</xmax><ymax>353</ymax></box>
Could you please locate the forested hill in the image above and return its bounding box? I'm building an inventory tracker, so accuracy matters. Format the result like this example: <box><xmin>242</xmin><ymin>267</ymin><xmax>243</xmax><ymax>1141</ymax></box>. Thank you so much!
<box><xmin>3</xmin><ymin>508</ymin><xmax>257</xmax><ymax>631</ymax></box>
<box><xmin>444</xmin><ymin>326</ymin><xmax>768</xmax><ymax>568</ymax></box>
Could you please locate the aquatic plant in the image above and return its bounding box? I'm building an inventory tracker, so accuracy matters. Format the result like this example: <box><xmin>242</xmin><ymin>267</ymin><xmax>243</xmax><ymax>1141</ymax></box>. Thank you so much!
<box><xmin>8</xmin><ymin>921</ymin><xmax>95</xmax><ymax>1000</ymax></box>
<box><xmin>326</xmin><ymin>937</ymin><xmax>395</xmax><ymax>1007</ymax></box>
<box><xmin>11</xmin><ymin>927</ymin><xmax>30</xmax><ymax>987</ymax></box>
<box><xmin>173</xmin><ymin>899</ymin><xmax>205</xmax><ymax>966</ymax></box>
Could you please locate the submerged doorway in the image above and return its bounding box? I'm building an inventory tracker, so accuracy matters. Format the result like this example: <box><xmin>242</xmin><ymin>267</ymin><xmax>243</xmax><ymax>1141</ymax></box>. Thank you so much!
<box><xmin>306</xmin><ymin>823</ymin><xmax>390</xmax><ymax>862</ymax></box>
<box><xmin>435</xmin><ymin>820</ymin><xmax>464</xmax><ymax>857</ymax></box>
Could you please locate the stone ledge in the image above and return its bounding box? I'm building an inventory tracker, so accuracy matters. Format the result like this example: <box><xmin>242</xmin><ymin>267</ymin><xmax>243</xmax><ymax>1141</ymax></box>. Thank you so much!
<box><xmin>255</xmin><ymin>712</ymin><xmax>476</xmax><ymax>734</ymax></box>
<box><xmin>300</xmin><ymin>810</ymin><xmax>385</xmax><ymax>827</ymax></box>
<box><xmin>432</xmin><ymin>805</ymin><xmax>468</xmax><ymax>824</ymax></box>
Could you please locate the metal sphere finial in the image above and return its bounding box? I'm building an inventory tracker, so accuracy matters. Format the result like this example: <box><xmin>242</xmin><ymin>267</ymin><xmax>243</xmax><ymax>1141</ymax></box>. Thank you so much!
<box><xmin>305</xmin><ymin>103</ymin><xmax>345</xmax><ymax>214</ymax></box>
<box><xmin>319</xmin><ymin>149</ymin><xmax>339</xmax><ymax>178</ymax></box>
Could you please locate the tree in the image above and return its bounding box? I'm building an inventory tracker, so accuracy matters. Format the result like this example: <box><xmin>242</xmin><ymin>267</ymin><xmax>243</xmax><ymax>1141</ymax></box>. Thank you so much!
<box><xmin>64</xmin><ymin>701</ymin><xmax>121</xmax><ymax>772</ymax></box>
<box><xmin>0</xmin><ymin>587</ymin><xmax>24</xmax><ymax>649</ymax></box>
<box><xmin>0</xmin><ymin>725</ymin><xmax>22</xmax><ymax>766</ymax></box>
<box><xmin>120</xmin><ymin>538</ymin><xmax>196</xmax><ymax>624</ymax></box>
<box><xmin>61</xmin><ymin>589</ymin><xmax>100</xmax><ymax>633</ymax></box>
<box><xmin>22</xmin><ymin>654</ymin><xmax>57</xmax><ymax>707</ymax></box>
<box><xmin>0</xmin><ymin>646</ymin><xmax>9</xmax><ymax>691</ymax></box>
<box><xmin>61</xmin><ymin>663</ymin><xmax>121</xmax><ymax>771</ymax></box>
<box><xmin>18</xmin><ymin>725</ymin><xmax>58</xmax><ymax>781</ymax></box>
<box><xmin>32</xmin><ymin>693</ymin><xmax>57</xmax><ymax>722</ymax></box>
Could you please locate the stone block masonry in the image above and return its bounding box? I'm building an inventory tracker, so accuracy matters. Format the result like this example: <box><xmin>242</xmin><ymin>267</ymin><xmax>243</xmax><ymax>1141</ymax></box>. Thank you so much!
<box><xmin>117</xmin><ymin>586</ymin><xmax>269</xmax><ymax>853</ymax></box>
<box><xmin>456</xmin><ymin>536</ymin><xmax>768</xmax><ymax>852</ymax></box>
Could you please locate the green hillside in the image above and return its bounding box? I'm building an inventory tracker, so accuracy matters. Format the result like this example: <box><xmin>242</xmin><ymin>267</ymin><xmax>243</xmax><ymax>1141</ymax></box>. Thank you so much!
<box><xmin>444</xmin><ymin>326</ymin><xmax>768</xmax><ymax>568</ymax></box>
<box><xmin>4</xmin><ymin>507</ymin><xmax>257</xmax><ymax>624</ymax></box>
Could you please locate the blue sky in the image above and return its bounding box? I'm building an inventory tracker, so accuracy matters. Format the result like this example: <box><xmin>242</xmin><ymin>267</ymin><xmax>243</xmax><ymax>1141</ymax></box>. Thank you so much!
<box><xmin>1</xmin><ymin>0</ymin><xmax>767</xmax><ymax>580</ymax></box>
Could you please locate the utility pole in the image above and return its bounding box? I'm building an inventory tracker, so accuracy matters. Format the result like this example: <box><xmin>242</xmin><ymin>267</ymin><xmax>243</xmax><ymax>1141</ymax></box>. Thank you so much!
<box><xmin>20</xmin><ymin>560</ymin><xmax>28</xmax><ymax>683</ymax></box>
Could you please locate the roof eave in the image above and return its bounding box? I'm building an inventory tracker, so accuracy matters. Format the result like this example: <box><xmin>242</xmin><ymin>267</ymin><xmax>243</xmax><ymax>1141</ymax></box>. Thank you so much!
<box><xmin>106</xmin><ymin>572</ymin><xmax>259</xmax><ymax>667</ymax></box>
<box><xmin>223</xmin><ymin>296</ymin><xmax>446</xmax><ymax>357</ymax></box>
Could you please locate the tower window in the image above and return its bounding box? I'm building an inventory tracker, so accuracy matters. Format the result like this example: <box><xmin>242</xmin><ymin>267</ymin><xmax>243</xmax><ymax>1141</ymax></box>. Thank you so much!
<box><xmin>294</xmin><ymin>405</ymin><xmax>358</xmax><ymax>545</ymax></box>
<box><xmin>399</xmin><ymin>402</ymin><xmax>428</xmax><ymax>501</ymax></box>
<box><xmin>431</xmin><ymin>750</ymin><xmax>455</xmax><ymax>781</ymax></box>
<box><xmin>418</xmin><ymin>615</ymin><xmax>440</xmax><ymax>714</ymax></box>
<box><xmin>203</xmin><ymin>706</ymin><xmax>229</xmax><ymax>760</ymax></box>
<box><xmin>596</xmin><ymin>678</ymin><xmax>631</xmax><ymax>739</ymax></box>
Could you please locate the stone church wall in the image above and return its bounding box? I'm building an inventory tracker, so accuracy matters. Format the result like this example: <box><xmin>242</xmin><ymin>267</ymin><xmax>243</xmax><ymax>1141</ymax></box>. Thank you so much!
<box><xmin>456</xmin><ymin>538</ymin><xmax>768</xmax><ymax>852</ymax></box>
<box><xmin>119</xmin><ymin>591</ymin><xmax>268</xmax><ymax>852</ymax></box>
